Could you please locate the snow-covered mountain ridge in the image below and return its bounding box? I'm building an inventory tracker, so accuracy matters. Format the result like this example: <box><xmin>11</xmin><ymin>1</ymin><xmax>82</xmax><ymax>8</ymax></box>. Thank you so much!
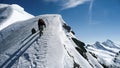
<box><xmin>0</xmin><ymin>4</ymin><xmax>34</xmax><ymax>43</ymax></box>
<box><xmin>0</xmin><ymin>4</ymin><xmax>116</xmax><ymax>68</ymax></box>
<box><xmin>0</xmin><ymin>4</ymin><xmax>34</xmax><ymax>30</ymax></box>
<box><xmin>86</xmin><ymin>39</ymin><xmax>120</xmax><ymax>68</ymax></box>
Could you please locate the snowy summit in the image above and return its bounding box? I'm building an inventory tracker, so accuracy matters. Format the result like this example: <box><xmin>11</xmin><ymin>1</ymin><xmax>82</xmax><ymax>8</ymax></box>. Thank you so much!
<box><xmin>0</xmin><ymin>4</ymin><xmax>119</xmax><ymax>68</ymax></box>
<box><xmin>0</xmin><ymin>4</ymin><xmax>34</xmax><ymax>30</ymax></box>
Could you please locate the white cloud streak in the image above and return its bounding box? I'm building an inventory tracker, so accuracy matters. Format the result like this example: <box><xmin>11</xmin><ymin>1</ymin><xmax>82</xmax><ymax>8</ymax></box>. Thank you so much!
<box><xmin>89</xmin><ymin>0</ymin><xmax>94</xmax><ymax>24</ymax></box>
<box><xmin>62</xmin><ymin>0</ymin><xmax>90</xmax><ymax>10</ymax></box>
<box><xmin>44</xmin><ymin>0</ymin><xmax>91</xmax><ymax>10</ymax></box>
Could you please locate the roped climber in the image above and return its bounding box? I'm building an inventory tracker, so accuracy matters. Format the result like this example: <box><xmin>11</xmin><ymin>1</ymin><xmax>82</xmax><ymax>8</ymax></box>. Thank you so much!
<box><xmin>38</xmin><ymin>19</ymin><xmax>46</xmax><ymax>36</ymax></box>
<box><xmin>31</xmin><ymin>28</ymin><xmax>36</xmax><ymax>34</ymax></box>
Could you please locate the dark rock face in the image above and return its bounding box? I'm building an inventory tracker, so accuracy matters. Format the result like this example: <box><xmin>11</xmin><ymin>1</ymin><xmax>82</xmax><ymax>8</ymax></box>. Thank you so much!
<box><xmin>71</xmin><ymin>38</ymin><xmax>87</xmax><ymax>52</ymax></box>
<box><xmin>71</xmin><ymin>37</ymin><xmax>88</xmax><ymax>60</ymax></box>
<box><xmin>63</xmin><ymin>23</ymin><xmax>71</xmax><ymax>32</ymax></box>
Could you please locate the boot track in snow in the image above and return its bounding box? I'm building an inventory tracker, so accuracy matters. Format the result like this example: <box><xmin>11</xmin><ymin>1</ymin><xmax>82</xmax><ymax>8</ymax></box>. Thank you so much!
<box><xmin>0</xmin><ymin>31</ymin><xmax>40</xmax><ymax>68</ymax></box>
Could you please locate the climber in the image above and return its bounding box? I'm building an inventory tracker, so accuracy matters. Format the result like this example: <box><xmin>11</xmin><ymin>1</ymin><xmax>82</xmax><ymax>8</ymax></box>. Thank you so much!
<box><xmin>38</xmin><ymin>19</ymin><xmax>46</xmax><ymax>36</ymax></box>
<box><xmin>31</xmin><ymin>28</ymin><xmax>36</xmax><ymax>34</ymax></box>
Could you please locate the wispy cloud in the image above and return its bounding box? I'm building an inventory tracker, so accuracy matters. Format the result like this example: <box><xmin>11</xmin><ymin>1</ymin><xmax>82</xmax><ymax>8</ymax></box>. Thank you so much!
<box><xmin>43</xmin><ymin>0</ymin><xmax>91</xmax><ymax>10</ymax></box>
<box><xmin>62</xmin><ymin>0</ymin><xmax>90</xmax><ymax>10</ymax></box>
<box><xmin>89</xmin><ymin>0</ymin><xmax>94</xmax><ymax>24</ymax></box>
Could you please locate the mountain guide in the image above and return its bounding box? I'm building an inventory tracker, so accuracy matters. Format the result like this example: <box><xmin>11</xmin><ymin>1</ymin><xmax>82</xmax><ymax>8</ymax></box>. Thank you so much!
<box><xmin>38</xmin><ymin>19</ymin><xmax>46</xmax><ymax>36</ymax></box>
<box><xmin>31</xmin><ymin>28</ymin><xmax>36</xmax><ymax>34</ymax></box>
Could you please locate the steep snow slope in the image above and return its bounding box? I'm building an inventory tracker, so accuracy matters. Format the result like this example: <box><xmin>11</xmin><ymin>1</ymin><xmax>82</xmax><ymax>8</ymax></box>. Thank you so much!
<box><xmin>0</xmin><ymin>4</ymin><xmax>34</xmax><ymax>30</ymax></box>
<box><xmin>0</xmin><ymin>4</ymin><xmax>104</xmax><ymax>68</ymax></box>
<box><xmin>0</xmin><ymin>14</ymin><xmax>103</xmax><ymax>68</ymax></box>
<box><xmin>87</xmin><ymin>40</ymin><xmax>120</xmax><ymax>67</ymax></box>
<box><xmin>0</xmin><ymin>4</ymin><xmax>34</xmax><ymax>43</ymax></box>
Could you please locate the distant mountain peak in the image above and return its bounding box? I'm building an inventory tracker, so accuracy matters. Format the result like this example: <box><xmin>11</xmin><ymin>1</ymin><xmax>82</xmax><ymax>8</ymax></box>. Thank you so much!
<box><xmin>87</xmin><ymin>39</ymin><xmax>120</xmax><ymax>67</ymax></box>
<box><xmin>95</xmin><ymin>41</ymin><xmax>100</xmax><ymax>45</ymax></box>
<box><xmin>106</xmin><ymin>39</ymin><xmax>114</xmax><ymax>44</ymax></box>
<box><xmin>102</xmin><ymin>39</ymin><xmax>115</xmax><ymax>48</ymax></box>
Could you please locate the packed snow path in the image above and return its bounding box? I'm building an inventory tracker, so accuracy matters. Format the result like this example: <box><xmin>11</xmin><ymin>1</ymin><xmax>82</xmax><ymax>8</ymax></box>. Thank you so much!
<box><xmin>0</xmin><ymin>31</ymin><xmax>40</xmax><ymax>68</ymax></box>
<box><xmin>0</xmin><ymin>23</ymin><xmax>52</xmax><ymax>68</ymax></box>
<box><xmin>0</xmin><ymin>18</ymin><xmax>52</xmax><ymax>68</ymax></box>
<box><xmin>16</xmin><ymin>18</ymin><xmax>55</xmax><ymax>68</ymax></box>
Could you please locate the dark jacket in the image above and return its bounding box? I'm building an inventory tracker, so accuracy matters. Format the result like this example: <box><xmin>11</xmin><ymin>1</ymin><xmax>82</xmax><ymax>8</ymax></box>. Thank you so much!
<box><xmin>31</xmin><ymin>28</ymin><xmax>36</xmax><ymax>34</ymax></box>
<box><xmin>38</xmin><ymin>19</ymin><xmax>46</xmax><ymax>30</ymax></box>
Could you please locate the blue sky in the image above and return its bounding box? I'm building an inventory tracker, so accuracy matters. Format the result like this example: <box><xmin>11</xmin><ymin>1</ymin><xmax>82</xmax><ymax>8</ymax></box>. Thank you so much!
<box><xmin>0</xmin><ymin>0</ymin><xmax>120</xmax><ymax>44</ymax></box>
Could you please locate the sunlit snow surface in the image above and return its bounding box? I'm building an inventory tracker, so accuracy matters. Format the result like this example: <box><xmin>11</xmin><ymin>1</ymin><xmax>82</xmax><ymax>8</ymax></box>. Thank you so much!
<box><xmin>0</xmin><ymin>4</ymin><xmax>34</xmax><ymax>31</ymax></box>
<box><xmin>0</xmin><ymin>4</ymin><xmax>104</xmax><ymax>68</ymax></box>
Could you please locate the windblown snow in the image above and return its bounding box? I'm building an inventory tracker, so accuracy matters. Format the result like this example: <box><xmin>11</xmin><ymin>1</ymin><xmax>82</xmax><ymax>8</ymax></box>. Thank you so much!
<box><xmin>1</xmin><ymin>4</ymin><xmax>119</xmax><ymax>68</ymax></box>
